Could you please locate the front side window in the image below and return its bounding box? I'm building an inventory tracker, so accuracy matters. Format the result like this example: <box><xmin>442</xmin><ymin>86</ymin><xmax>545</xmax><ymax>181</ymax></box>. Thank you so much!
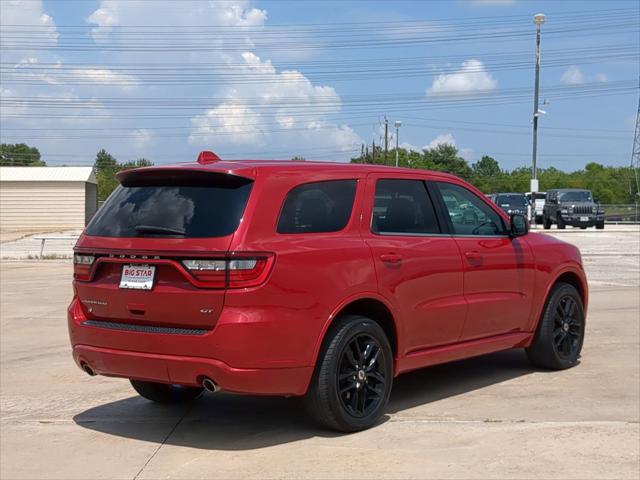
<box><xmin>372</xmin><ymin>179</ymin><xmax>440</xmax><ymax>234</ymax></box>
<box><xmin>435</xmin><ymin>182</ymin><xmax>506</xmax><ymax>236</ymax></box>
<box><xmin>277</xmin><ymin>180</ymin><xmax>357</xmax><ymax>234</ymax></box>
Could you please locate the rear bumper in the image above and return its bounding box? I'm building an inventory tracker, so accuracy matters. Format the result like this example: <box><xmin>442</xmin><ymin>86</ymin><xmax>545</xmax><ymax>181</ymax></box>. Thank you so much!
<box><xmin>72</xmin><ymin>345</ymin><xmax>312</xmax><ymax>395</ymax></box>
<box><xmin>68</xmin><ymin>297</ymin><xmax>314</xmax><ymax>396</ymax></box>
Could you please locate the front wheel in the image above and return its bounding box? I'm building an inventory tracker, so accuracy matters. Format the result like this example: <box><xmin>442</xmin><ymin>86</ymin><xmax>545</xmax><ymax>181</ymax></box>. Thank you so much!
<box><xmin>543</xmin><ymin>216</ymin><xmax>552</xmax><ymax>229</ymax></box>
<box><xmin>526</xmin><ymin>282</ymin><xmax>585</xmax><ymax>370</ymax></box>
<box><xmin>130</xmin><ymin>380</ymin><xmax>204</xmax><ymax>404</ymax></box>
<box><xmin>305</xmin><ymin>315</ymin><xmax>393</xmax><ymax>432</ymax></box>
<box><xmin>596</xmin><ymin>222</ymin><xmax>605</xmax><ymax>230</ymax></box>
<box><xmin>557</xmin><ymin>217</ymin><xmax>566</xmax><ymax>229</ymax></box>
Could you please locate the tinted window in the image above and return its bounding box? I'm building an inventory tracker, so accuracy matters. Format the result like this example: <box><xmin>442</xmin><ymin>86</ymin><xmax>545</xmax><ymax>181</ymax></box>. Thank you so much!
<box><xmin>86</xmin><ymin>175</ymin><xmax>252</xmax><ymax>238</ymax></box>
<box><xmin>559</xmin><ymin>191</ymin><xmax>593</xmax><ymax>202</ymax></box>
<box><xmin>372</xmin><ymin>179</ymin><xmax>440</xmax><ymax>234</ymax></box>
<box><xmin>436</xmin><ymin>182</ymin><xmax>506</xmax><ymax>236</ymax></box>
<box><xmin>277</xmin><ymin>180</ymin><xmax>357</xmax><ymax>234</ymax></box>
<box><xmin>496</xmin><ymin>194</ymin><xmax>528</xmax><ymax>209</ymax></box>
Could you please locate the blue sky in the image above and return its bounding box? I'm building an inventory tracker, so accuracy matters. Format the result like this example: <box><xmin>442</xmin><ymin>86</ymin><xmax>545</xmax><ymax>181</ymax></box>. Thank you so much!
<box><xmin>1</xmin><ymin>0</ymin><xmax>638</xmax><ymax>170</ymax></box>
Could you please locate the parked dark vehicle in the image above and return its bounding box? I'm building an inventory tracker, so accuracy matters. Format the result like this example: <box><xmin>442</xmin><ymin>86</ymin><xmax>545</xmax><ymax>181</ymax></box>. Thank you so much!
<box><xmin>489</xmin><ymin>193</ymin><xmax>529</xmax><ymax>217</ymax></box>
<box><xmin>543</xmin><ymin>189</ymin><xmax>605</xmax><ymax>230</ymax></box>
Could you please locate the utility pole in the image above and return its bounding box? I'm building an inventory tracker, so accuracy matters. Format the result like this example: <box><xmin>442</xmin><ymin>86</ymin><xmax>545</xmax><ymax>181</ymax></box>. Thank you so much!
<box><xmin>395</xmin><ymin>120</ymin><xmax>402</xmax><ymax>167</ymax></box>
<box><xmin>384</xmin><ymin>116</ymin><xmax>389</xmax><ymax>165</ymax></box>
<box><xmin>372</xmin><ymin>140</ymin><xmax>376</xmax><ymax>164</ymax></box>
<box><xmin>531</xmin><ymin>13</ymin><xmax>545</xmax><ymax>195</ymax></box>
<box><xmin>631</xmin><ymin>77</ymin><xmax>640</xmax><ymax>204</ymax></box>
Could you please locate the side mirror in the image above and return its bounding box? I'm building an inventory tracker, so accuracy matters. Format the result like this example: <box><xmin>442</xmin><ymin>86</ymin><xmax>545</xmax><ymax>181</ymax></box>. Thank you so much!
<box><xmin>594</xmin><ymin>197</ymin><xmax>600</xmax><ymax>204</ymax></box>
<box><xmin>510</xmin><ymin>214</ymin><xmax>529</xmax><ymax>238</ymax></box>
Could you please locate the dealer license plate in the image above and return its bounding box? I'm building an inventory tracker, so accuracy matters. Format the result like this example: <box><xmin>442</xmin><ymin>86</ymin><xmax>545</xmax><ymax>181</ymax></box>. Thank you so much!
<box><xmin>580</xmin><ymin>216</ymin><xmax>589</xmax><ymax>222</ymax></box>
<box><xmin>120</xmin><ymin>265</ymin><xmax>156</xmax><ymax>290</ymax></box>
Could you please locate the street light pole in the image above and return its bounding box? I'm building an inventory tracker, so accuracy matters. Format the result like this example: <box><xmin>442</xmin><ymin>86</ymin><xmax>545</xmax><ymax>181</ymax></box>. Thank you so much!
<box><xmin>395</xmin><ymin>120</ymin><xmax>402</xmax><ymax>167</ymax></box>
<box><xmin>531</xmin><ymin>13</ymin><xmax>545</xmax><ymax>194</ymax></box>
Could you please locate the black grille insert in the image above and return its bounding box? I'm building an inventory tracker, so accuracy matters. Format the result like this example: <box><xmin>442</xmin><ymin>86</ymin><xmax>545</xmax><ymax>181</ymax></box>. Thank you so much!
<box><xmin>82</xmin><ymin>320</ymin><xmax>207</xmax><ymax>336</ymax></box>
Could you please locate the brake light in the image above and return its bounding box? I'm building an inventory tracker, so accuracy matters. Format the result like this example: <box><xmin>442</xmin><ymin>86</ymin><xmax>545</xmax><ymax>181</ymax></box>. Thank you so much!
<box><xmin>182</xmin><ymin>254</ymin><xmax>273</xmax><ymax>288</ymax></box>
<box><xmin>73</xmin><ymin>254</ymin><xmax>95</xmax><ymax>280</ymax></box>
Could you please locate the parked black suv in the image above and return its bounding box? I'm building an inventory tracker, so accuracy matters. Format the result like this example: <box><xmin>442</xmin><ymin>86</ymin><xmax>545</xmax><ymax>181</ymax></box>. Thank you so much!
<box><xmin>488</xmin><ymin>193</ymin><xmax>529</xmax><ymax>217</ymax></box>
<box><xmin>543</xmin><ymin>189</ymin><xmax>604</xmax><ymax>230</ymax></box>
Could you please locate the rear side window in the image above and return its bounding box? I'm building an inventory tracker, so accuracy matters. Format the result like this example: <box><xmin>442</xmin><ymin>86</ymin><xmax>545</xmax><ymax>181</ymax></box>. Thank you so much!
<box><xmin>277</xmin><ymin>180</ymin><xmax>357</xmax><ymax>234</ymax></box>
<box><xmin>372</xmin><ymin>179</ymin><xmax>440</xmax><ymax>234</ymax></box>
<box><xmin>85</xmin><ymin>173</ymin><xmax>253</xmax><ymax>238</ymax></box>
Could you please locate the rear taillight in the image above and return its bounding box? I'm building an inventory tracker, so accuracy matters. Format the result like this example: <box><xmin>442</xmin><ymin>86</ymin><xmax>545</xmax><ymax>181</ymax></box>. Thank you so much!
<box><xmin>73</xmin><ymin>254</ymin><xmax>95</xmax><ymax>280</ymax></box>
<box><xmin>182</xmin><ymin>254</ymin><xmax>273</xmax><ymax>289</ymax></box>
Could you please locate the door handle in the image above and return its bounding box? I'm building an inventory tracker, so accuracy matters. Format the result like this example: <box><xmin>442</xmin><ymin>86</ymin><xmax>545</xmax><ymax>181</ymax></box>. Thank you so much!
<box><xmin>464</xmin><ymin>251</ymin><xmax>483</xmax><ymax>265</ymax></box>
<box><xmin>380</xmin><ymin>253</ymin><xmax>402</xmax><ymax>264</ymax></box>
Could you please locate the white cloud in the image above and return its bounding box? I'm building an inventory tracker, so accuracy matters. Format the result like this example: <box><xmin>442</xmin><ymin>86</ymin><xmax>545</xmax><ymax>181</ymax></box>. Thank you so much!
<box><xmin>132</xmin><ymin>129</ymin><xmax>154</xmax><ymax>149</ymax></box>
<box><xmin>594</xmin><ymin>73</ymin><xmax>609</xmax><ymax>83</ymax></box>
<box><xmin>427</xmin><ymin>59</ymin><xmax>497</xmax><ymax>96</ymax></box>
<box><xmin>560</xmin><ymin>66</ymin><xmax>585</xmax><ymax>85</ymax></box>
<box><xmin>87</xmin><ymin>1</ymin><xmax>267</xmax><ymax>42</ymax></box>
<box><xmin>424</xmin><ymin>133</ymin><xmax>456</xmax><ymax>150</ymax></box>
<box><xmin>189</xmin><ymin>52</ymin><xmax>361</xmax><ymax>158</ymax></box>
<box><xmin>0</xmin><ymin>0</ymin><xmax>58</xmax><ymax>65</ymax></box>
<box><xmin>560</xmin><ymin>66</ymin><xmax>609</xmax><ymax>85</ymax></box>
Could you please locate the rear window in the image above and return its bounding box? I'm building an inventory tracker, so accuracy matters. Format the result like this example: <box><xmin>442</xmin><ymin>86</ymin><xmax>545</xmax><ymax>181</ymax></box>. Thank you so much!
<box><xmin>277</xmin><ymin>180</ymin><xmax>357</xmax><ymax>234</ymax></box>
<box><xmin>85</xmin><ymin>172</ymin><xmax>253</xmax><ymax>238</ymax></box>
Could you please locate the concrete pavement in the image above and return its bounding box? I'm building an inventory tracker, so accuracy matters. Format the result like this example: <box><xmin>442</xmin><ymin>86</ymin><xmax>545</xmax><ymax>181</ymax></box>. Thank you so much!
<box><xmin>1</xmin><ymin>232</ymin><xmax>639</xmax><ymax>479</ymax></box>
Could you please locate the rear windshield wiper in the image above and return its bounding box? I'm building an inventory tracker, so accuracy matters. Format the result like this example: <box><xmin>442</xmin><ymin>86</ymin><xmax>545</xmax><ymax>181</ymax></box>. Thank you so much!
<box><xmin>134</xmin><ymin>225</ymin><xmax>186</xmax><ymax>236</ymax></box>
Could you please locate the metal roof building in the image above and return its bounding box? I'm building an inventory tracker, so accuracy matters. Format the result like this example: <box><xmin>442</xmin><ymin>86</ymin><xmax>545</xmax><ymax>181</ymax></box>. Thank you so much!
<box><xmin>0</xmin><ymin>167</ymin><xmax>98</xmax><ymax>232</ymax></box>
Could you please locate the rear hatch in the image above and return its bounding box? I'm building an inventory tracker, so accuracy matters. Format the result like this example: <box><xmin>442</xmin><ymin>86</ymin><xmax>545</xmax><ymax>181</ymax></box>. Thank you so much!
<box><xmin>73</xmin><ymin>168</ymin><xmax>257</xmax><ymax>331</ymax></box>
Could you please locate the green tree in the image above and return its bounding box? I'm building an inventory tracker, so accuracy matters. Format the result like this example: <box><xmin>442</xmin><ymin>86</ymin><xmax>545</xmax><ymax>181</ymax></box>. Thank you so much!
<box><xmin>421</xmin><ymin>144</ymin><xmax>472</xmax><ymax>180</ymax></box>
<box><xmin>94</xmin><ymin>149</ymin><xmax>118</xmax><ymax>172</ymax></box>
<box><xmin>0</xmin><ymin>143</ymin><xmax>45</xmax><ymax>166</ymax></box>
<box><xmin>120</xmin><ymin>158</ymin><xmax>153</xmax><ymax>169</ymax></box>
<box><xmin>291</xmin><ymin>156</ymin><xmax>306</xmax><ymax>161</ymax></box>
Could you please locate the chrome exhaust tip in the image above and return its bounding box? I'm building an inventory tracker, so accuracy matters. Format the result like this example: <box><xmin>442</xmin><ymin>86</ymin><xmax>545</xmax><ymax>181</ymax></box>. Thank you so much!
<box><xmin>201</xmin><ymin>377</ymin><xmax>219</xmax><ymax>393</ymax></box>
<box><xmin>81</xmin><ymin>363</ymin><xmax>95</xmax><ymax>376</ymax></box>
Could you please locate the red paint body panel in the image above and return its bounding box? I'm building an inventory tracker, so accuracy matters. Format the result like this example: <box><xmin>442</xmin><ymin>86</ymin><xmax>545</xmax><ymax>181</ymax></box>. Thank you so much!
<box><xmin>68</xmin><ymin>160</ymin><xmax>588</xmax><ymax>396</ymax></box>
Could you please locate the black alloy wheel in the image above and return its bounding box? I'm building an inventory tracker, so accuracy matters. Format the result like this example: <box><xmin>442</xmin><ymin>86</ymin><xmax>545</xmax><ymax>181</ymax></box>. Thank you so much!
<box><xmin>552</xmin><ymin>295</ymin><xmax>583</xmax><ymax>361</ymax></box>
<box><xmin>526</xmin><ymin>282</ymin><xmax>585</xmax><ymax>370</ymax></box>
<box><xmin>337</xmin><ymin>334</ymin><xmax>387</xmax><ymax>418</ymax></box>
<box><xmin>305</xmin><ymin>315</ymin><xmax>393</xmax><ymax>432</ymax></box>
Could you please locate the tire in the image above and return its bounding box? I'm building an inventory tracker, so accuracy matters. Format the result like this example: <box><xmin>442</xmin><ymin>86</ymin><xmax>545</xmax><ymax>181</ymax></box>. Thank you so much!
<box><xmin>580</xmin><ymin>226</ymin><xmax>587</xmax><ymax>230</ymax></box>
<box><xmin>557</xmin><ymin>217</ymin><xmax>566</xmax><ymax>229</ymax></box>
<box><xmin>543</xmin><ymin>216</ymin><xmax>551</xmax><ymax>230</ymax></box>
<box><xmin>130</xmin><ymin>380</ymin><xmax>204</xmax><ymax>404</ymax></box>
<box><xmin>526</xmin><ymin>282</ymin><xmax>585</xmax><ymax>370</ymax></box>
<box><xmin>305</xmin><ymin>315</ymin><xmax>393</xmax><ymax>432</ymax></box>
<box><xmin>596</xmin><ymin>222</ymin><xmax>605</xmax><ymax>230</ymax></box>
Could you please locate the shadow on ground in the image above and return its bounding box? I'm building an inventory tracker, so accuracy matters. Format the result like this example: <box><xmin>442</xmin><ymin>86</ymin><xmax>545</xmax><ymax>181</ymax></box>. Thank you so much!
<box><xmin>73</xmin><ymin>349</ymin><xmax>535</xmax><ymax>450</ymax></box>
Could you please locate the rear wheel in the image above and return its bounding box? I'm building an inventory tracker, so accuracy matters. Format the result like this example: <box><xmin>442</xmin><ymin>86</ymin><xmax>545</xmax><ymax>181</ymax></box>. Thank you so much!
<box><xmin>130</xmin><ymin>380</ymin><xmax>204</xmax><ymax>404</ymax></box>
<box><xmin>526</xmin><ymin>282</ymin><xmax>585</xmax><ymax>370</ymax></box>
<box><xmin>305</xmin><ymin>315</ymin><xmax>393</xmax><ymax>432</ymax></box>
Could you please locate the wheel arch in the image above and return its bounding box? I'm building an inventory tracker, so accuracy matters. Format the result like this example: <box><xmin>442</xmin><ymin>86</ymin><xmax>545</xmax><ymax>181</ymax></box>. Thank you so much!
<box><xmin>311</xmin><ymin>294</ymin><xmax>400</xmax><ymax>374</ymax></box>
<box><xmin>531</xmin><ymin>266</ymin><xmax>588</xmax><ymax>334</ymax></box>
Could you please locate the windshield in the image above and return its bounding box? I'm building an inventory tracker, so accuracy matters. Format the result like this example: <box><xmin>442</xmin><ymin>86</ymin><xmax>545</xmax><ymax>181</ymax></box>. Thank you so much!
<box><xmin>559</xmin><ymin>191</ymin><xmax>593</xmax><ymax>203</ymax></box>
<box><xmin>86</xmin><ymin>175</ymin><xmax>253</xmax><ymax>238</ymax></box>
<box><xmin>496</xmin><ymin>195</ymin><xmax>528</xmax><ymax>209</ymax></box>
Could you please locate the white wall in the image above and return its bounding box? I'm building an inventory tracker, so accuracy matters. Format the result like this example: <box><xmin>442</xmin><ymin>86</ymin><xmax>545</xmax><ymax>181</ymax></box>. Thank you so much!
<box><xmin>0</xmin><ymin>181</ymin><xmax>89</xmax><ymax>231</ymax></box>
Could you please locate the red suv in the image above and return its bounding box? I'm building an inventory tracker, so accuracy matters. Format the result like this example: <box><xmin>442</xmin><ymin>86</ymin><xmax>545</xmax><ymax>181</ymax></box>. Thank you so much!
<box><xmin>68</xmin><ymin>152</ymin><xmax>587</xmax><ymax>431</ymax></box>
